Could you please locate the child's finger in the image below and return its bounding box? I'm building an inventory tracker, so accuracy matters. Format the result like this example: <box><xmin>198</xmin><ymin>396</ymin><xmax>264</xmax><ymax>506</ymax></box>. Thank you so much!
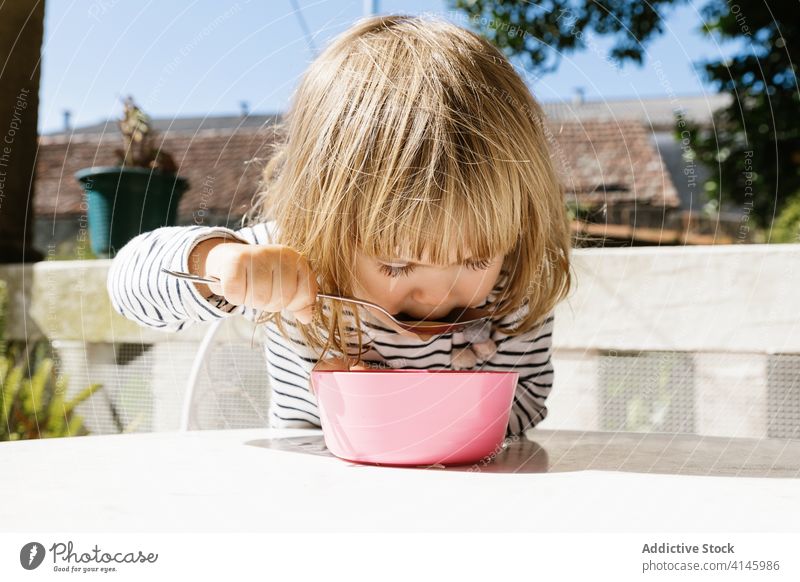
<box><xmin>286</xmin><ymin>255</ymin><xmax>319</xmax><ymax>323</ymax></box>
<box><xmin>207</xmin><ymin>280</ymin><xmax>224</xmax><ymax>296</ymax></box>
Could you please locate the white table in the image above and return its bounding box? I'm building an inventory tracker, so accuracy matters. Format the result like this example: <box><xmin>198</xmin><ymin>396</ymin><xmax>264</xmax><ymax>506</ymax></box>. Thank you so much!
<box><xmin>1</xmin><ymin>428</ymin><xmax>798</xmax><ymax>532</ymax></box>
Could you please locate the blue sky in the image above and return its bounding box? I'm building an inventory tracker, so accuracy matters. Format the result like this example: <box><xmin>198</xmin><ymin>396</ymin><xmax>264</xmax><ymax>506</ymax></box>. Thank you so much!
<box><xmin>39</xmin><ymin>0</ymin><xmax>737</xmax><ymax>133</ymax></box>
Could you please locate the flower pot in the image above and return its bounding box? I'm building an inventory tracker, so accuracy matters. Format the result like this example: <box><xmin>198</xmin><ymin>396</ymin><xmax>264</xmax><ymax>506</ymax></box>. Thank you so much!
<box><xmin>75</xmin><ymin>166</ymin><xmax>189</xmax><ymax>257</ymax></box>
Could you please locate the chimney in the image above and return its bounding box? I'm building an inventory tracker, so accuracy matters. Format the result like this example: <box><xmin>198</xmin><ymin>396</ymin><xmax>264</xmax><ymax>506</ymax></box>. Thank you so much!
<box><xmin>63</xmin><ymin>109</ymin><xmax>72</xmax><ymax>132</ymax></box>
<box><xmin>572</xmin><ymin>87</ymin><xmax>585</xmax><ymax>106</ymax></box>
<box><xmin>239</xmin><ymin>101</ymin><xmax>249</xmax><ymax>118</ymax></box>
<box><xmin>363</xmin><ymin>0</ymin><xmax>378</xmax><ymax>16</ymax></box>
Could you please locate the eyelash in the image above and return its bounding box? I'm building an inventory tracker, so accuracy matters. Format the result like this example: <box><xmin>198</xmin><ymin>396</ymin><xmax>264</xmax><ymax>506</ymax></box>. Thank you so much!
<box><xmin>378</xmin><ymin>258</ymin><xmax>493</xmax><ymax>278</ymax></box>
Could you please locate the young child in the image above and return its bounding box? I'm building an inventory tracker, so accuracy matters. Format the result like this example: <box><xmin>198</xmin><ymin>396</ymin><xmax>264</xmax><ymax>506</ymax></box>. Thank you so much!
<box><xmin>107</xmin><ymin>14</ymin><xmax>572</xmax><ymax>439</ymax></box>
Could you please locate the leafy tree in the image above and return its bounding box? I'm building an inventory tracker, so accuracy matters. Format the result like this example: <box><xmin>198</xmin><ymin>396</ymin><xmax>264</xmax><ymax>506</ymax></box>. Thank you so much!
<box><xmin>450</xmin><ymin>0</ymin><xmax>799</xmax><ymax>230</ymax></box>
<box><xmin>771</xmin><ymin>193</ymin><xmax>800</xmax><ymax>243</ymax></box>
<box><xmin>688</xmin><ymin>1</ymin><xmax>799</xmax><ymax>230</ymax></box>
<box><xmin>451</xmin><ymin>0</ymin><xmax>685</xmax><ymax>72</ymax></box>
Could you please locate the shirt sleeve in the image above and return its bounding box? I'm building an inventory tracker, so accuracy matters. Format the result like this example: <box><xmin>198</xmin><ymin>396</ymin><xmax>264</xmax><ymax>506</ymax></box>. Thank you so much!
<box><xmin>106</xmin><ymin>221</ymin><xmax>278</xmax><ymax>332</ymax></box>
<box><xmin>484</xmin><ymin>305</ymin><xmax>556</xmax><ymax>439</ymax></box>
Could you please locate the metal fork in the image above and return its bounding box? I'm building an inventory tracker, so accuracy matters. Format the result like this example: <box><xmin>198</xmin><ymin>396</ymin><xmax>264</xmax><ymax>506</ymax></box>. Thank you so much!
<box><xmin>160</xmin><ymin>268</ymin><xmax>491</xmax><ymax>334</ymax></box>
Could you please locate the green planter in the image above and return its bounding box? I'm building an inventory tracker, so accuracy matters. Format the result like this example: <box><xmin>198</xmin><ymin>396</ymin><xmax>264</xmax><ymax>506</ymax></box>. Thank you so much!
<box><xmin>75</xmin><ymin>166</ymin><xmax>189</xmax><ymax>257</ymax></box>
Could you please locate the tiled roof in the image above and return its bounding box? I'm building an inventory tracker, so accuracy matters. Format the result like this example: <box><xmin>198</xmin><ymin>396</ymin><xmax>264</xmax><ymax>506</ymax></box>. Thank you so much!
<box><xmin>550</xmin><ymin>119</ymin><xmax>680</xmax><ymax>207</ymax></box>
<box><xmin>35</xmin><ymin>116</ymin><xmax>679</xmax><ymax>218</ymax></box>
<box><xmin>541</xmin><ymin>93</ymin><xmax>731</xmax><ymax>129</ymax></box>
<box><xmin>43</xmin><ymin>95</ymin><xmax>726</xmax><ymax>137</ymax></box>
<box><xmin>50</xmin><ymin>113</ymin><xmax>281</xmax><ymax>136</ymax></box>
<box><xmin>36</xmin><ymin>127</ymin><xmax>276</xmax><ymax>218</ymax></box>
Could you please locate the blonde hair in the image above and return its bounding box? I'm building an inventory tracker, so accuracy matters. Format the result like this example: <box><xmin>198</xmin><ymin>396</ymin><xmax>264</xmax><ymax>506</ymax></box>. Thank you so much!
<box><xmin>247</xmin><ymin>14</ymin><xmax>572</xmax><ymax>362</ymax></box>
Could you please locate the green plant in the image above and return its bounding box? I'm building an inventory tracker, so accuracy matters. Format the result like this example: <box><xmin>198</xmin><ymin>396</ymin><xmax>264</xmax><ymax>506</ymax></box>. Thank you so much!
<box><xmin>114</xmin><ymin>96</ymin><xmax>177</xmax><ymax>173</ymax></box>
<box><xmin>771</xmin><ymin>194</ymin><xmax>800</xmax><ymax>244</ymax></box>
<box><xmin>566</xmin><ymin>200</ymin><xmax>594</xmax><ymax>222</ymax></box>
<box><xmin>47</xmin><ymin>235</ymin><xmax>98</xmax><ymax>261</ymax></box>
<box><xmin>454</xmin><ymin>0</ymin><xmax>799</xmax><ymax>229</ymax></box>
<box><xmin>0</xmin><ymin>281</ymin><xmax>103</xmax><ymax>441</ymax></box>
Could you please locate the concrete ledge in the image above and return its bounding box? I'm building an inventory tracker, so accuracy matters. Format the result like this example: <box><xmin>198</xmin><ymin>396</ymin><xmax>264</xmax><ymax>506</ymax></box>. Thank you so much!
<box><xmin>0</xmin><ymin>259</ymin><xmax>210</xmax><ymax>343</ymax></box>
<box><xmin>556</xmin><ymin>243</ymin><xmax>800</xmax><ymax>353</ymax></box>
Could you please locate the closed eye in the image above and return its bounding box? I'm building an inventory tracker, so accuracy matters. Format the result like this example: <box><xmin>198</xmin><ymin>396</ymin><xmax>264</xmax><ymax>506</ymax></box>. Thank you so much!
<box><xmin>378</xmin><ymin>263</ymin><xmax>415</xmax><ymax>278</ymax></box>
<box><xmin>378</xmin><ymin>258</ymin><xmax>493</xmax><ymax>278</ymax></box>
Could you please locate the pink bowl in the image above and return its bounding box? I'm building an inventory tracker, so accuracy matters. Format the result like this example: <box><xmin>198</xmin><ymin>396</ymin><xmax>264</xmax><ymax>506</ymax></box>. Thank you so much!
<box><xmin>310</xmin><ymin>369</ymin><xmax>518</xmax><ymax>466</ymax></box>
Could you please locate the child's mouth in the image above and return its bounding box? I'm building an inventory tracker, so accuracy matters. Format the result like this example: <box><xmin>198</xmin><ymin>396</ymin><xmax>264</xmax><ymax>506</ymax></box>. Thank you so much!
<box><xmin>395</xmin><ymin>307</ymin><xmax>463</xmax><ymax>323</ymax></box>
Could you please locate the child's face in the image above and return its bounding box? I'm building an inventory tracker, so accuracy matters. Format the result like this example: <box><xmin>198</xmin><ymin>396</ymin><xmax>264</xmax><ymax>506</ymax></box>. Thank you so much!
<box><xmin>351</xmin><ymin>247</ymin><xmax>505</xmax><ymax>330</ymax></box>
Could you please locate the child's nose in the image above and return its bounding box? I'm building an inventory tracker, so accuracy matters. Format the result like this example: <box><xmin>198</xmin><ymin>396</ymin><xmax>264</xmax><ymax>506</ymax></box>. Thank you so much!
<box><xmin>411</xmin><ymin>285</ymin><xmax>453</xmax><ymax>308</ymax></box>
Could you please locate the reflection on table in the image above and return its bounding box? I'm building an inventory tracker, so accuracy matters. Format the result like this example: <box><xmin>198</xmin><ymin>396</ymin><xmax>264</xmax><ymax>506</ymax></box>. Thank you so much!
<box><xmin>252</xmin><ymin>429</ymin><xmax>800</xmax><ymax>478</ymax></box>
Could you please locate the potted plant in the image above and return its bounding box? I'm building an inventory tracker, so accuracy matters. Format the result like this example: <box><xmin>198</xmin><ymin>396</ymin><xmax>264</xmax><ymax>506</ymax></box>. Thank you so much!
<box><xmin>0</xmin><ymin>280</ymin><xmax>103</xmax><ymax>440</ymax></box>
<box><xmin>75</xmin><ymin>96</ymin><xmax>190</xmax><ymax>257</ymax></box>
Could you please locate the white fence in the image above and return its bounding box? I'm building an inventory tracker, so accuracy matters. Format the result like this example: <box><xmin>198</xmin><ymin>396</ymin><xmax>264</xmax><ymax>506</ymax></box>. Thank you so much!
<box><xmin>547</xmin><ymin>244</ymin><xmax>799</xmax><ymax>439</ymax></box>
<box><xmin>1</xmin><ymin>244</ymin><xmax>797</xmax><ymax>439</ymax></box>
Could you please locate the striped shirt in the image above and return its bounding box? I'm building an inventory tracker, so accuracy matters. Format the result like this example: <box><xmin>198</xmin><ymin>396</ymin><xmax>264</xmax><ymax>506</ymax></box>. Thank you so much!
<box><xmin>106</xmin><ymin>222</ymin><xmax>556</xmax><ymax>438</ymax></box>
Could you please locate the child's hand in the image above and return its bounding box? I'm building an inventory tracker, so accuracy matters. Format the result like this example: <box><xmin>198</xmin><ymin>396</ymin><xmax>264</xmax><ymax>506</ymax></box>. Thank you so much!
<box><xmin>191</xmin><ymin>239</ymin><xmax>318</xmax><ymax>324</ymax></box>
